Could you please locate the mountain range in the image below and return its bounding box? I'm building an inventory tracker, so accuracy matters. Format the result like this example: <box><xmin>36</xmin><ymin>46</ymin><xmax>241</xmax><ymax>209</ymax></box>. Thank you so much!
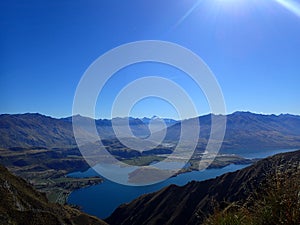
<box><xmin>1</xmin><ymin>111</ymin><xmax>299</xmax><ymax>224</ymax></box>
<box><xmin>1</xmin><ymin>112</ymin><xmax>300</xmax><ymax>151</ymax></box>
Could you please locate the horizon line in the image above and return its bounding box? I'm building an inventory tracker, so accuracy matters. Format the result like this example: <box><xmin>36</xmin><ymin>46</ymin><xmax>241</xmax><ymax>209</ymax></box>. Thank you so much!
<box><xmin>0</xmin><ymin>110</ymin><xmax>299</xmax><ymax>121</ymax></box>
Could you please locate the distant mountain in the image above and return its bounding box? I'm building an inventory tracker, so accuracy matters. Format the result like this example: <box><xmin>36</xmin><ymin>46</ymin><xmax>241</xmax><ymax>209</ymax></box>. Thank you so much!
<box><xmin>110</xmin><ymin>117</ymin><xmax>150</xmax><ymax>138</ymax></box>
<box><xmin>1</xmin><ymin>112</ymin><xmax>300</xmax><ymax>151</ymax></box>
<box><xmin>0</xmin><ymin>113</ymin><xmax>77</xmax><ymax>148</ymax></box>
<box><xmin>63</xmin><ymin>115</ymin><xmax>151</xmax><ymax>139</ymax></box>
<box><xmin>106</xmin><ymin>149</ymin><xmax>300</xmax><ymax>225</ymax></box>
<box><xmin>0</xmin><ymin>164</ymin><xmax>107</xmax><ymax>225</ymax></box>
<box><xmin>222</xmin><ymin>112</ymin><xmax>300</xmax><ymax>150</ymax></box>
<box><xmin>0</xmin><ymin>114</ymin><xmax>151</xmax><ymax>148</ymax></box>
<box><xmin>164</xmin><ymin>111</ymin><xmax>300</xmax><ymax>151</ymax></box>
<box><xmin>141</xmin><ymin>116</ymin><xmax>178</xmax><ymax>126</ymax></box>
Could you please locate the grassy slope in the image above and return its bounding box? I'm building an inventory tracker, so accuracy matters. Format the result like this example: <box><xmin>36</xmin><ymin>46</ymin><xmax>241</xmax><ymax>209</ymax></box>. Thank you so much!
<box><xmin>106</xmin><ymin>150</ymin><xmax>300</xmax><ymax>225</ymax></box>
<box><xmin>204</xmin><ymin>168</ymin><xmax>300</xmax><ymax>225</ymax></box>
<box><xmin>0</xmin><ymin>165</ymin><xmax>107</xmax><ymax>225</ymax></box>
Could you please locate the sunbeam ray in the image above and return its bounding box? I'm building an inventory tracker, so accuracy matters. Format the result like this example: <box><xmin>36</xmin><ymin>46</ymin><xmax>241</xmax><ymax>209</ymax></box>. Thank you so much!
<box><xmin>172</xmin><ymin>0</ymin><xmax>203</xmax><ymax>29</ymax></box>
<box><xmin>275</xmin><ymin>0</ymin><xmax>300</xmax><ymax>17</ymax></box>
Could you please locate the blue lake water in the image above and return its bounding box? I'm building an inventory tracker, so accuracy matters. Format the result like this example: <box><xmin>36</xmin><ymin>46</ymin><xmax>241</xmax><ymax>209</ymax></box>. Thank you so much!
<box><xmin>67</xmin><ymin>148</ymin><xmax>297</xmax><ymax>219</ymax></box>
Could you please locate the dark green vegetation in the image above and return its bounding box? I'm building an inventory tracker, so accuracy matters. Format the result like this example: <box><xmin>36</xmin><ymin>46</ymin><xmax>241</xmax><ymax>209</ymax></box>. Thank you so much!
<box><xmin>0</xmin><ymin>164</ymin><xmax>107</xmax><ymax>225</ymax></box>
<box><xmin>101</xmin><ymin>138</ymin><xmax>173</xmax><ymax>160</ymax></box>
<box><xmin>0</xmin><ymin>147</ymin><xmax>102</xmax><ymax>204</ymax></box>
<box><xmin>106</xmin><ymin>150</ymin><xmax>300</xmax><ymax>225</ymax></box>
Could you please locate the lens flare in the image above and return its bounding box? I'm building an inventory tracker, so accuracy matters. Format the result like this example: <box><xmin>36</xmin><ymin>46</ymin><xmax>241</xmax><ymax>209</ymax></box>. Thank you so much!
<box><xmin>173</xmin><ymin>0</ymin><xmax>203</xmax><ymax>29</ymax></box>
<box><xmin>275</xmin><ymin>0</ymin><xmax>300</xmax><ymax>17</ymax></box>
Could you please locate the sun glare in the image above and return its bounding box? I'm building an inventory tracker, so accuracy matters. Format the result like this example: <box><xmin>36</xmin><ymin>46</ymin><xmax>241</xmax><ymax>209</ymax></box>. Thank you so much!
<box><xmin>275</xmin><ymin>0</ymin><xmax>300</xmax><ymax>17</ymax></box>
<box><xmin>172</xmin><ymin>0</ymin><xmax>246</xmax><ymax>29</ymax></box>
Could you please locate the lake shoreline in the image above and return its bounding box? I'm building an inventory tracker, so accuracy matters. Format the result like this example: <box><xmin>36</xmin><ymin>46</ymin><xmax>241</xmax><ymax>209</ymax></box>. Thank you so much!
<box><xmin>67</xmin><ymin>148</ymin><xmax>298</xmax><ymax>219</ymax></box>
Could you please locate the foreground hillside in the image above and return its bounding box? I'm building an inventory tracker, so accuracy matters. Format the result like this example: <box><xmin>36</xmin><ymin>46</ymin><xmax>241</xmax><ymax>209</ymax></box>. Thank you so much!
<box><xmin>106</xmin><ymin>150</ymin><xmax>300</xmax><ymax>225</ymax></box>
<box><xmin>0</xmin><ymin>164</ymin><xmax>107</xmax><ymax>225</ymax></box>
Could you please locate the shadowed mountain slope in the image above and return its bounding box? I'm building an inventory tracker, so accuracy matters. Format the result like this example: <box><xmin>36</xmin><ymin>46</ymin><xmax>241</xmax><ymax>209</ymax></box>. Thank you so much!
<box><xmin>0</xmin><ymin>164</ymin><xmax>107</xmax><ymax>225</ymax></box>
<box><xmin>164</xmin><ymin>112</ymin><xmax>300</xmax><ymax>151</ymax></box>
<box><xmin>0</xmin><ymin>113</ymin><xmax>76</xmax><ymax>148</ymax></box>
<box><xmin>106</xmin><ymin>150</ymin><xmax>300</xmax><ymax>225</ymax></box>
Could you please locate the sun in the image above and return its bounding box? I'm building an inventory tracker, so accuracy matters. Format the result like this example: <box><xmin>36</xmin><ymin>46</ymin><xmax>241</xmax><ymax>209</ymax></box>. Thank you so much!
<box><xmin>172</xmin><ymin>0</ymin><xmax>243</xmax><ymax>29</ymax></box>
<box><xmin>173</xmin><ymin>0</ymin><xmax>300</xmax><ymax>30</ymax></box>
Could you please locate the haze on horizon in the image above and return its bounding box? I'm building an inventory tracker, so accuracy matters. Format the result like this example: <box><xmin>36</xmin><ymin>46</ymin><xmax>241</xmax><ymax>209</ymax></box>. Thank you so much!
<box><xmin>1</xmin><ymin>0</ymin><xmax>299</xmax><ymax>119</ymax></box>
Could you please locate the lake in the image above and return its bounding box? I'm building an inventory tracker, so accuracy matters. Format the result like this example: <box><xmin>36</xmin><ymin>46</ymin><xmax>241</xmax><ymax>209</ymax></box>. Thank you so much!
<box><xmin>67</xmin><ymin>148</ymin><xmax>297</xmax><ymax>219</ymax></box>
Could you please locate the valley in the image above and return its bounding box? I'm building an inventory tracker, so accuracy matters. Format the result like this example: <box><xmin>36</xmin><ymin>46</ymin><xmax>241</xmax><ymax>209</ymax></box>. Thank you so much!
<box><xmin>0</xmin><ymin>147</ymin><xmax>102</xmax><ymax>204</ymax></box>
<box><xmin>106</xmin><ymin>150</ymin><xmax>300</xmax><ymax>225</ymax></box>
<box><xmin>0</xmin><ymin>144</ymin><xmax>253</xmax><ymax>204</ymax></box>
<box><xmin>1</xmin><ymin>112</ymin><xmax>300</xmax><ymax>223</ymax></box>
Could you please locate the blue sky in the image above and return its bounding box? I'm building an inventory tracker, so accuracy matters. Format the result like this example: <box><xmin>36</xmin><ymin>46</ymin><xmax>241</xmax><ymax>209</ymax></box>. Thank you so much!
<box><xmin>1</xmin><ymin>0</ymin><xmax>300</xmax><ymax>119</ymax></box>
